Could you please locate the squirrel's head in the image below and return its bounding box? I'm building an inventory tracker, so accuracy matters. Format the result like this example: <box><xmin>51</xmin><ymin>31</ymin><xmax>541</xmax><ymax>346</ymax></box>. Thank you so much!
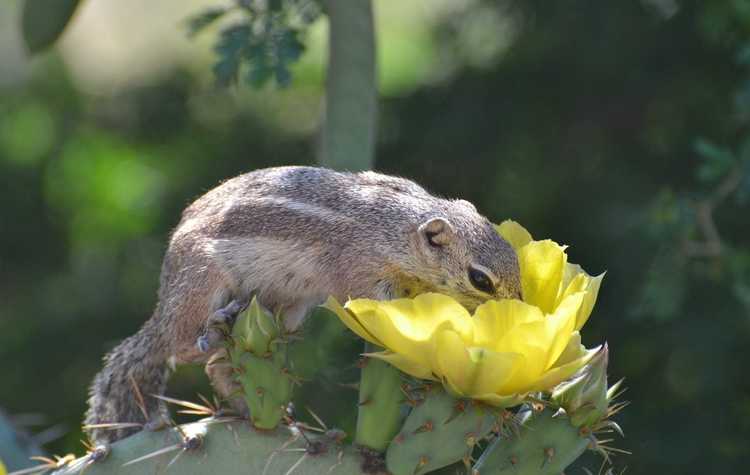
<box><xmin>405</xmin><ymin>200</ymin><xmax>521</xmax><ymax>311</ymax></box>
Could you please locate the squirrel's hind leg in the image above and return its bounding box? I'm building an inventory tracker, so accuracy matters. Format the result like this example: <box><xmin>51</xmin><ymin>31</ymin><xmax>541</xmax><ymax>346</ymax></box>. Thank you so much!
<box><xmin>205</xmin><ymin>348</ymin><xmax>250</xmax><ymax>417</ymax></box>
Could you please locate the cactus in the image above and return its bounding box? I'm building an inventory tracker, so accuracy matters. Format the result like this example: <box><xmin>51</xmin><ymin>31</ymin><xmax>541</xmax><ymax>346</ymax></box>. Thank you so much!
<box><xmin>229</xmin><ymin>297</ymin><xmax>295</xmax><ymax>430</ymax></box>
<box><xmin>386</xmin><ymin>387</ymin><xmax>497</xmax><ymax>475</ymax></box>
<box><xmin>47</xmin><ymin>419</ymin><xmax>367</xmax><ymax>475</ymax></box>
<box><xmin>354</xmin><ymin>343</ymin><xmax>404</xmax><ymax>452</ymax></box>
<box><xmin>472</xmin><ymin>407</ymin><xmax>589</xmax><ymax>475</ymax></box>
<box><xmin>473</xmin><ymin>345</ymin><xmax>626</xmax><ymax>475</ymax></box>
<box><xmin>39</xmin><ymin>309</ymin><xmax>623</xmax><ymax>475</ymax></box>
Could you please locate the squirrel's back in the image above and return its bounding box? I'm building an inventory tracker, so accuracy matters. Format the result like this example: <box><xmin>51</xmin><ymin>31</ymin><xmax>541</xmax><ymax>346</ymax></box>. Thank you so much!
<box><xmin>170</xmin><ymin>166</ymin><xmax>516</xmax><ymax>316</ymax></box>
<box><xmin>178</xmin><ymin>166</ymin><xmax>444</xmax><ymax>243</ymax></box>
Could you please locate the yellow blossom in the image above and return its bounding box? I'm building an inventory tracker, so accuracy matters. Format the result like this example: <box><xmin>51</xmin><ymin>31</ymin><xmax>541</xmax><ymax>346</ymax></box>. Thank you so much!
<box><xmin>325</xmin><ymin>220</ymin><xmax>604</xmax><ymax>405</ymax></box>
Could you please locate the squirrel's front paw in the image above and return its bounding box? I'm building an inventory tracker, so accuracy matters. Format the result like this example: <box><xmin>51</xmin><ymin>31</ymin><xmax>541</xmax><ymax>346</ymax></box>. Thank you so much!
<box><xmin>197</xmin><ymin>299</ymin><xmax>246</xmax><ymax>353</ymax></box>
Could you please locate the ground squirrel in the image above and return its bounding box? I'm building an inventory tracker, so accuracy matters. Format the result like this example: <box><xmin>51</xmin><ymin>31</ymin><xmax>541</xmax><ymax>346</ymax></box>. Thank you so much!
<box><xmin>84</xmin><ymin>166</ymin><xmax>521</xmax><ymax>446</ymax></box>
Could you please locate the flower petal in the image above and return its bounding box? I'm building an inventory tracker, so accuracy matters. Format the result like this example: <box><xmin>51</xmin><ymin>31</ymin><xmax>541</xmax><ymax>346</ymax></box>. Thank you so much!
<box><xmin>366</xmin><ymin>351</ymin><xmax>436</xmax><ymax>380</ymax></box>
<box><xmin>529</xmin><ymin>345</ymin><xmax>600</xmax><ymax>392</ymax></box>
<box><xmin>465</xmin><ymin>347</ymin><xmax>524</xmax><ymax>395</ymax></box>
<box><xmin>348</xmin><ymin>293</ymin><xmax>473</xmax><ymax>342</ymax></box>
<box><xmin>495</xmin><ymin>220</ymin><xmax>533</xmax><ymax>251</ymax></box>
<box><xmin>323</xmin><ymin>297</ymin><xmax>383</xmax><ymax>346</ymax></box>
<box><xmin>551</xmin><ymin>331</ymin><xmax>585</xmax><ymax>367</ymax></box>
<box><xmin>346</xmin><ymin>294</ymin><xmax>473</xmax><ymax>368</ymax></box>
<box><xmin>473</xmin><ymin>299</ymin><xmax>544</xmax><ymax>350</ymax></box>
<box><xmin>492</xmin><ymin>323</ymin><xmax>548</xmax><ymax>393</ymax></box>
<box><xmin>575</xmin><ymin>272</ymin><xmax>604</xmax><ymax>331</ymax></box>
<box><xmin>518</xmin><ymin>240</ymin><xmax>567</xmax><ymax>313</ymax></box>
<box><xmin>542</xmin><ymin>292</ymin><xmax>584</xmax><ymax>370</ymax></box>
<box><xmin>557</xmin><ymin>264</ymin><xmax>605</xmax><ymax>331</ymax></box>
<box><xmin>430</xmin><ymin>329</ymin><xmax>523</xmax><ymax>397</ymax></box>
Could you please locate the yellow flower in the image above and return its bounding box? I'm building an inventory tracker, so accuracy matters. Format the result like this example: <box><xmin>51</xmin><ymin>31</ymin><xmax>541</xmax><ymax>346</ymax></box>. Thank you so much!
<box><xmin>325</xmin><ymin>220</ymin><xmax>604</xmax><ymax>406</ymax></box>
<box><xmin>496</xmin><ymin>220</ymin><xmax>604</xmax><ymax>331</ymax></box>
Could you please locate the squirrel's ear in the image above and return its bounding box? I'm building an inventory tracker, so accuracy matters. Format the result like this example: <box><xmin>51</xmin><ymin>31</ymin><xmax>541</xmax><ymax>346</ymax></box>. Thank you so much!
<box><xmin>418</xmin><ymin>217</ymin><xmax>456</xmax><ymax>247</ymax></box>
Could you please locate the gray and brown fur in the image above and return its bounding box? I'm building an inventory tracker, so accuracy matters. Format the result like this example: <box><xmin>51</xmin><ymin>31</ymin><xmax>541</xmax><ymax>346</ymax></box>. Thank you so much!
<box><xmin>85</xmin><ymin>166</ymin><xmax>520</xmax><ymax>444</ymax></box>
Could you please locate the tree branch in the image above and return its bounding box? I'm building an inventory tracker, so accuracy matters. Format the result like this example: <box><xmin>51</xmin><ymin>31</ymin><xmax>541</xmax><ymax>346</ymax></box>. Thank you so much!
<box><xmin>318</xmin><ymin>0</ymin><xmax>377</xmax><ymax>171</ymax></box>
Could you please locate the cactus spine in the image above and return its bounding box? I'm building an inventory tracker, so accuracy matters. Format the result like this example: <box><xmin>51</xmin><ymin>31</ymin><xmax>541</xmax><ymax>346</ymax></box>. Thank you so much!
<box><xmin>386</xmin><ymin>387</ymin><xmax>497</xmax><ymax>475</ymax></box>
<box><xmin>354</xmin><ymin>342</ymin><xmax>404</xmax><ymax>451</ymax></box>
<box><xmin>229</xmin><ymin>297</ymin><xmax>295</xmax><ymax>430</ymax></box>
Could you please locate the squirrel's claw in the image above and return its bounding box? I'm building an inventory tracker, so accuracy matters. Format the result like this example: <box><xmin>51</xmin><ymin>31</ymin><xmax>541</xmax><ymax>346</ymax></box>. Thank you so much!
<box><xmin>197</xmin><ymin>299</ymin><xmax>246</xmax><ymax>353</ymax></box>
<box><xmin>197</xmin><ymin>334</ymin><xmax>213</xmax><ymax>353</ymax></box>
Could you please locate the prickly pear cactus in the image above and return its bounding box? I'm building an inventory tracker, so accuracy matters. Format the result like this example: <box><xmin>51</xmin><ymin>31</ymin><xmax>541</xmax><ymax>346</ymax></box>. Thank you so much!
<box><xmin>473</xmin><ymin>407</ymin><xmax>589</xmax><ymax>475</ymax></box>
<box><xmin>386</xmin><ymin>386</ymin><xmax>497</xmax><ymax>475</ymax></box>
<box><xmin>354</xmin><ymin>343</ymin><xmax>404</xmax><ymax>452</ymax></box>
<box><xmin>229</xmin><ymin>297</ymin><xmax>295</xmax><ymax>430</ymax></box>
<box><xmin>48</xmin><ymin>420</ymin><xmax>366</xmax><ymax>475</ymax></box>
<box><xmin>42</xmin><ymin>309</ymin><xmax>625</xmax><ymax>475</ymax></box>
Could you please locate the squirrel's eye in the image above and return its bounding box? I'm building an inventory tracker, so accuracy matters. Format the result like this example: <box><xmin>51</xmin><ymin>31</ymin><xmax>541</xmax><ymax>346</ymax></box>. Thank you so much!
<box><xmin>468</xmin><ymin>268</ymin><xmax>494</xmax><ymax>294</ymax></box>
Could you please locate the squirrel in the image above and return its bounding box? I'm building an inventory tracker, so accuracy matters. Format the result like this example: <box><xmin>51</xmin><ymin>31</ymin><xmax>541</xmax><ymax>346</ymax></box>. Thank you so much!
<box><xmin>84</xmin><ymin>166</ymin><xmax>521</xmax><ymax>447</ymax></box>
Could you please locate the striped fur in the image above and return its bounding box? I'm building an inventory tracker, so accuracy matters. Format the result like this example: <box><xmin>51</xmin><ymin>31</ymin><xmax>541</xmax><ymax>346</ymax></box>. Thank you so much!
<box><xmin>85</xmin><ymin>166</ymin><xmax>520</xmax><ymax>444</ymax></box>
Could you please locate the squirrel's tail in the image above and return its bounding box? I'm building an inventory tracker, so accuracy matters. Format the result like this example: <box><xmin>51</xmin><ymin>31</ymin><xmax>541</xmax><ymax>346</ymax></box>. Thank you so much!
<box><xmin>84</xmin><ymin>316</ymin><xmax>171</xmax><ymax>445</ymax></box>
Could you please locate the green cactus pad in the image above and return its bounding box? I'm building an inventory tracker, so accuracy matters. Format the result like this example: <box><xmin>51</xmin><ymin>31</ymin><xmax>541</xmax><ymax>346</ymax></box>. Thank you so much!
<box><xmin>354</xmin><ymin>343</ymin><xmax>404</xmax><ymax>451</ymax></box>
<box><xmin>386</xmin><ymin>388</ymin><xmax>497</xmax><ymax>475</ymax></box>
<box><xmin>48</xmin><ymin>420</ymin><xmax>366</xmax><ymax>475</ymax></box>
<box><xmin>473</xmin><ymin>408</ymin><xmax>590</xmax><ymax>475</ymax></box>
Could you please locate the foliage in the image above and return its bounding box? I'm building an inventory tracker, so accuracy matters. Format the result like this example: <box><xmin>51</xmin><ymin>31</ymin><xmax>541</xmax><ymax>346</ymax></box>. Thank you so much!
<box><xmin>187</xmin><ymin>0</ymin><xmax>320</xmax><ymax>88</ymax></box>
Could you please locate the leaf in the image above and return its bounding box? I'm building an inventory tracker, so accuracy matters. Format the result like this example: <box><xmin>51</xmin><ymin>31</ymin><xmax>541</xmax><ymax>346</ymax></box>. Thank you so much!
<box><xmin>22</xmin><ymin>0</ymin><xmax>84</xmax><ymax>54</ymax></box>
<box><xmin>201</xmin><ymin>2</ymin><xmax>311</xmax><ymax>89</ymax></box>
<box><xmin>270</xmin><ymin>29</ymin><xmax>304</xmax><ymax>88</ymax></box>
<box><xmin>213</xmin><ymin>24</ymin><xmax>252</xmax><ymax>86</ymax></box>
<box><xmin>244</xmin><ymin>41</ymin><xmax>271</xmax><ymax>87</ymax></box>
<box><xmin>277</xmin><ymin>29</ymin><xmax>305</xmax><ymax>63</ymax></box>
<box><xmin>186</xmin><ymin>7</ymin><xmax>228</xmax><ymax>38</ymax></box>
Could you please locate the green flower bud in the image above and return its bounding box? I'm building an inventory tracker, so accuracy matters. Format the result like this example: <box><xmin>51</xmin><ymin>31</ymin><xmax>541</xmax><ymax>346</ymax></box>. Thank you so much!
<box><xmin>552</xmin><ymin>344</ymin><xmax>609</xmax><ymax>428</ymax></box>
<box><xmin>232</xmin><ymin>296</ymin><xmax>279</xmax><ymax>356</ymax></box>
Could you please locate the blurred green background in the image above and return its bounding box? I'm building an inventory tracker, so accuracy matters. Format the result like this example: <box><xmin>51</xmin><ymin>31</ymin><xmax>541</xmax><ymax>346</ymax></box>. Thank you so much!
<box><xmin>2</xmin><ymin>0</ymin><xmax>750</xmax><ymax>473</ymax></box>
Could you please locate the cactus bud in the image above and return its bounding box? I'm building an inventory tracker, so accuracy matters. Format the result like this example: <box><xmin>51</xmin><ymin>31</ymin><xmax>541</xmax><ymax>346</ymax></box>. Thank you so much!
<box><xmin>552</xmin><ymin>344</ymin><xmax>609</xmax><ymax>428</ymax></box>
<box><xmin>229</xmin><ymin>297</ymin><xmax>293</xmax><ymax>430</ymax></box>
<box><xmin>232</xmin><ymin>297</ymin><xmax>278</xmax><ymax>356</ymax></box>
